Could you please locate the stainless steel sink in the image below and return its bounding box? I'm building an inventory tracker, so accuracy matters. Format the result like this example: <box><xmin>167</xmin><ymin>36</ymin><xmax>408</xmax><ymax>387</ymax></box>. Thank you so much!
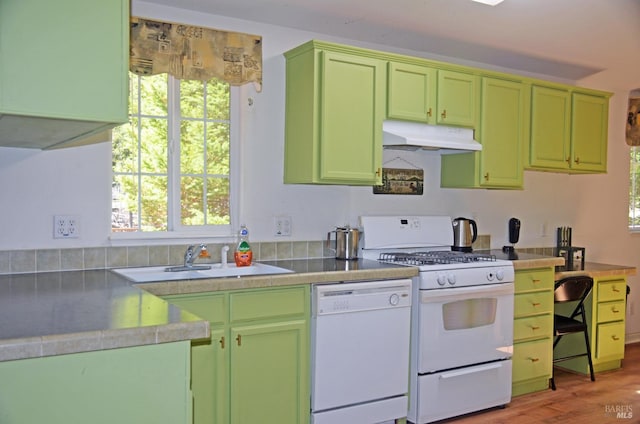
<box><xmin>112</xmin><ymin>263</ymin><xmax>294</xmax><ymax>283</ymax></box>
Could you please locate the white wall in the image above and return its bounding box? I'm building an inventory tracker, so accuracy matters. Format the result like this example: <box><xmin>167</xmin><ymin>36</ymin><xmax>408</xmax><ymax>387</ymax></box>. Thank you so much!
<box><xmin>0</xmin><ymin>2</ymin><xmax>638</xmax><ymax>338</ymax></box>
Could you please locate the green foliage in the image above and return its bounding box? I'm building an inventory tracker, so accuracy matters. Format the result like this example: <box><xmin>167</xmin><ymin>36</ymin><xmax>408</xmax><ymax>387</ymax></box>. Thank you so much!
<box><xmin>112</xmin><ymin>73</ymin><xmax>230</xmax><ymax>231</ymax></box>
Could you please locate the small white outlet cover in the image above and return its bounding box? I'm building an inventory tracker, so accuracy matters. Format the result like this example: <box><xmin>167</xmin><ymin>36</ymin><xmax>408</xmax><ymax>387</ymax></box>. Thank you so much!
<box><xmin>274</xmin><ymin>216</ymin><xmax>292</xmax><ymax>237</ymax></box>
<box><xmin>54</xmin><ymin>215</ymin><xmax>80</xmax><ymax>239</ymax></box>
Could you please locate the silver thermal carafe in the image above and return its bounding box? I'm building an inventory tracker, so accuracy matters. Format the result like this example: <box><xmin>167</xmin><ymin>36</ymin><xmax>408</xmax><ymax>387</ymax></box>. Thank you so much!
<box><xmin>327</xmin><ymin>226</ymin><xmax>360</xmax><ymax>260</ymax></box>
<box><xmin>452</xmin><ymin>217</ymin><xmax>477</xmax><ymax>252</ymax></box>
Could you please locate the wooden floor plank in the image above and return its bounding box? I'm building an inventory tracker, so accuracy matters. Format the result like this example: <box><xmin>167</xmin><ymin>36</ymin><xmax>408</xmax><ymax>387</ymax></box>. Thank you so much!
<box><xmin>435</xmin><ymin>342</ymin><xmax>640</xmax><ymax>423</ymax></box>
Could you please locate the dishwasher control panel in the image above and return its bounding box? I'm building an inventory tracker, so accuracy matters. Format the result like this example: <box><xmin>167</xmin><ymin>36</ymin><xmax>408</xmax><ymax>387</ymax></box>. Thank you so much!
<box><xmin>313</xmin><ymin>279</ymin><xmax>412</xmax><ymax>315</ymax></box>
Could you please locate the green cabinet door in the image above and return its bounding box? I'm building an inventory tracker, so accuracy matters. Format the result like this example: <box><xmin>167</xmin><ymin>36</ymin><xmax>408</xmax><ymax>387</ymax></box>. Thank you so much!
<box><xmin>0</xmin><ymin>0</ymin><xmax>128</xmax><ymax>148</ymax></box>
<box><xmin>284</xmin><ymin>42</ymin><xmax>385</xmax><ymax>185</ymax></box>
<box><xmin>387</xmin><ymin>62</ymin><xmax>437</xmax><ymax>123</ymax></box>
<box><xmin>529</xmin><ymin>86</ymin><xmax>609</xmax><ymax>173</ymax></box>
<box><xmin>230</xmin><ymin>320</ymin><xmax>308</xmax><ymax>424</ymax></box>
<box><xmin>436</xmin><ymin>70</ymin><xmax>480</xmax><ymax>128</ymax></box>
<box><xmin>571</xmin><ymin>92</ymin><xmax>608</xmax><ymax>172</ymax></box>
<box><xmin>441</xmin><ymin>77</ymin><xmax>526</xmax><ymax>189</ymax></box>
<box><xmin>529</xmin><ymin>85</ymin><xmax>571</xmax><ymax>169</ymax></box>
<box><xmin>0</xmin><ymin>342</ymin><xmax>192</xmax><ymax>424</ymax></box>
<box><xmin>163</xmin><ymin>286</ymin><xmax>310</xmax><ymax>424</ymax></box>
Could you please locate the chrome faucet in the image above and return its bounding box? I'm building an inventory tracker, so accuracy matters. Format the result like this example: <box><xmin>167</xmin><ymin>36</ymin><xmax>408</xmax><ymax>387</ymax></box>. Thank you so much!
<box><xmin>184</xmin><ymin>243</ymin><xmax>209</xmax><ymax>268</ymax></box>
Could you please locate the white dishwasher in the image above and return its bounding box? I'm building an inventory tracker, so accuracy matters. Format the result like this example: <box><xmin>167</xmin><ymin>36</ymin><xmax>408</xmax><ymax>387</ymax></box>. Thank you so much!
<box><xmin>311</xmin><ymin>279</ymin><xmax>412</xmax><ymax>424</ymax></box>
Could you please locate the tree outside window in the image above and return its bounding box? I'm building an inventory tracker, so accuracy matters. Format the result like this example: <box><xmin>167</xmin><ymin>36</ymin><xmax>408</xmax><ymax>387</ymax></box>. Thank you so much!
<box><xmin>112</xmin><ymin>73</ymin><xmax>231</xmax><ymax>233</ymax></box>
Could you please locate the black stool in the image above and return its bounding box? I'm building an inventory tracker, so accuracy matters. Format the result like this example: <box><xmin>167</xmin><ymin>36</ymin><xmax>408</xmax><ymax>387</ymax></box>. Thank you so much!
<box><xmin>550</xmin><ymin>276</ymin><xmax>595</xmax><ymax>390</ymax></box>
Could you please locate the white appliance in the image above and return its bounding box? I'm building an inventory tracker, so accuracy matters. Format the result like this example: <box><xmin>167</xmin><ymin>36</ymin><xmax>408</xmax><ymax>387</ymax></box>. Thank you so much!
<box><xmin>382</xmin><ymin>120</ymin><xmax>481</xmax><ymax>153</ymax></box>
<box><xmin>360</xmin><ymin>215</ymin><xmax>515</xmax><ymax>423</ymax></box>
<box><xmin>311</xmin><ymin>279</ymin><xmax>412</xmax><ymax>424</ymax></box>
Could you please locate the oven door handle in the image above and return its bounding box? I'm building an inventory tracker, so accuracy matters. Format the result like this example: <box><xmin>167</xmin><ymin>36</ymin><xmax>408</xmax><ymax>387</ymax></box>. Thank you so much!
<box><xmin>439</xmin><ymin>362</ymin><xmax>504</xmax><ymax>380</ymax></box>
<box><xmin>420</xmin><ymin>282</ymin><xmax>514</xmax><ymax>304</ymax></box>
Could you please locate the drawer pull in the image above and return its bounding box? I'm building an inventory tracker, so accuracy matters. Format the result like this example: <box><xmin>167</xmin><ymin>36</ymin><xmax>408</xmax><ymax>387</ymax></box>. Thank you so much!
<box><xmin>236</xmin><ymin>334</ymin><xmax>242</xmax><ymax>346</ymax></box>
<box><xmin>528</xmin><ymin>357</ymin><xmax>540</xmax><ymax>363</ymax></box>
<box><xmin>427</xmin><ymin>107</ymin><xmax>432</xmax><ymax>117</ymax></box>
<box><xmin>611</xmin><ymin>307</ymin><xmax>620</xmax><ymax>313</ymax></box>
<box><xmin>531</xmin><ymin>302</ymin><xmax>541</xmax><ymax>307</ymax></box>
<box><xmin>612</xmin><ymin>335</ymin><xmax>620</xmax><ymax>341</ymax></box>
<box><xmin>531</xmin><ymin>279</ymin><xmax>541</xmax><ymax>284</ymax></box>
<box><xmin>612</xmin><ymin>287</ymin><xmax>621</xmax><ymax>292</ymax></box>
<box><xmin>219</xmin><ymin>336</ymin><xmax>225</xmax><ymax>349</ymax></box>
<box><xmin>441</xmin><ymin>109</ymin><xmax>447</xmax><ymax>119</ymax></box>
<box><xmin>530</xmin><ymin>326</ymin><xmax>540</xmax><ymax>330</ymax></box>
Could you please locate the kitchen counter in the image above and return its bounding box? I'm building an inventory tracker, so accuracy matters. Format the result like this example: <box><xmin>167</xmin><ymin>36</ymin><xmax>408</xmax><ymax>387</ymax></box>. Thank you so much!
<box><xmin>0</xmin><ymin>270</ymin><xmax>209</xmax><ymax>362</ymax></box>
<box><xmin>480</xmin><ymin>249</ymin><xmax>637</xmax><ymax>279</ymax></box>
<box><xmin>138</xmin><ymin>258</ymin><xmax>418</xmax><ymax>297</ymax></box>
<box><xmin>0</xmin><ymin>259</ymin><xmax>417</xmax><ymax>362</ymax></box>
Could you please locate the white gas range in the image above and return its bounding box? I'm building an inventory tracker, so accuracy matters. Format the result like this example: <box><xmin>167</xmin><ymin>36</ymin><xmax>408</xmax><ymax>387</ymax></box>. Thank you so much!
<box><xmin>360</xmin><ymin>215</ymin><xmax>515</xmax><ymax>423</ymax></box>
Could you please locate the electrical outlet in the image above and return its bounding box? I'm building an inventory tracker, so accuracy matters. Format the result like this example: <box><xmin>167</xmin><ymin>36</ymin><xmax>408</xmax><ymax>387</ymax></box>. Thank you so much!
<box><xmin>54</xmin><ymin>215</ymin><xmax>80</xmax><ymax>239</ymax></box>
<box><xmin>274</xmin><ymin>216</ymin><xmax>292</xmax><ymax>237</ymax></box>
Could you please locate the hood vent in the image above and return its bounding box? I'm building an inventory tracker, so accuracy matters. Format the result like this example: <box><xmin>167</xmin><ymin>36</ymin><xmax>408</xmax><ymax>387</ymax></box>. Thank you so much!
<box><xmin>382</xmin><ymin>120</ymin><xmax>481</xmax><ymax>154</ymax></box>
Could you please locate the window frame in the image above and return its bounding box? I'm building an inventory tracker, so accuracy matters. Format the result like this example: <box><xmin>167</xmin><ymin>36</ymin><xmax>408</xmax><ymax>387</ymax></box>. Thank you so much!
<box><xmin>110</xmin><ymin>74</ymin><xmax>240</xmax><ymax>242</ymax></box>
<box><xmin>630</xmin><ymin>146</ymin><xmax>640</xmax><ymax>232</ymax></box>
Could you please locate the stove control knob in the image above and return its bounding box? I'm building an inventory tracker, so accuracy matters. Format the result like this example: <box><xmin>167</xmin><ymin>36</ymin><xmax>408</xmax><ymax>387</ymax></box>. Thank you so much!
<box><xmin>389</xmin><ymin>293</ymin><xmax>400</xmax><ymax>306</ymax></box>
<box><xmin>437</xmin><ymin>274</ymin><xmax>447</xmax><ymax>286</ymax></box>
<box><xmin>447</xmin><ymin>274</ymin><xmax>456</xmax><ymax>285</ymax></box>
<box><xmin>496</xmin><ymin>269</ymin><xmax>505</xmax><ymax>281</ymax></box>
<box><xmin>487</xmin><ymin>272</ymin><xmax>495</xmax><ymax>281</ymax></box>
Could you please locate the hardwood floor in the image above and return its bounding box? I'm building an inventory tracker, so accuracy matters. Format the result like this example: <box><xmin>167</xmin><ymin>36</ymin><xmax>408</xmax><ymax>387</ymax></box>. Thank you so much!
<box><xmin>438</xmin><ymin>343</ymin><xmax>640</xmax><ymax>423</ymax></box>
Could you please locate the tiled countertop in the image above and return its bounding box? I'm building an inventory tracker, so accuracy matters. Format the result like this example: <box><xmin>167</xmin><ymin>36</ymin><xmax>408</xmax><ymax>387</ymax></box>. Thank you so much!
<box><xmin>2</xmin><ymin>254</ymin><xmax>632</xmax><ymax>363</ymax></box>
<box><xmin>0</xmin><ymin>259</ymin><xmax>416</xmax><ymax>362</ymax></box>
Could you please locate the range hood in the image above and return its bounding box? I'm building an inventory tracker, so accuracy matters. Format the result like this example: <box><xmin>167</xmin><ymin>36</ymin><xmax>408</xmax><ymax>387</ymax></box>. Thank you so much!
<box><xmin>382</xmin><ymin>120</ymin><xmax>481</xmax><ymax>154</ymax></box>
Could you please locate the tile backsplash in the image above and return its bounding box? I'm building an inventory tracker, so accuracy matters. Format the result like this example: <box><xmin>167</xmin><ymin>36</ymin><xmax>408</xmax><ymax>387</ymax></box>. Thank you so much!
<box><xmin>0</xmin><ymin>236</ymin><xmax>560</xmax><ymax>275</ymax></box>
<box><xmin>0</xmin><ymin>241</ymin><xmax>329</xmax><ymax>275</ymax></box>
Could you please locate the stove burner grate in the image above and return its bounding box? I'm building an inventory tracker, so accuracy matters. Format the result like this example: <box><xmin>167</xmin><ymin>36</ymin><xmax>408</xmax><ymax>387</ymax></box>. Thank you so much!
<box><xmin>379</xmin><ymin>251</ymin><xmax>497</xmax><ymax>266</ymax></box>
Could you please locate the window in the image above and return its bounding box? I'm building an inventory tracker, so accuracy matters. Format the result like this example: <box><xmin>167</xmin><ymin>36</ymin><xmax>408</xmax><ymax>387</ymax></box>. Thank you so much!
<box><xmin>630</xmin><ymin>147</ymin><xmax>640</xmax><ymax>230</ymax></box>
<box><xmin>112</xmin><ymin>73</ymin><xmax>237</xmax><ymax>236</ymax></box>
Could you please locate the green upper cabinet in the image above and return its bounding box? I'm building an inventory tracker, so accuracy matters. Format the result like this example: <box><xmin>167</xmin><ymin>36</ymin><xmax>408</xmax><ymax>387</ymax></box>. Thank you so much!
<box><xmin>528</xmin><ymin>85</ymin><xmax>609</xmax><ymax>173</ymax></box>
<box><xmin>284</xmin><ymin>42</ymin><xmax>385</xmax><ymax>185</ymax></box>
<box><xmin>571</xmin><ymin>92</ymin><xmax>609</xmax><ymax>172</ymax></box>
<box><xmin>529</xmin><ymin>85</ymin><xmax>572</xmax><ymax>169</ymax></box>
<box><xmin>437</xmin><ymin>70</ymin><xmax>481</xmax><ymax>128</ymax></box>
<box><xmin>386</xmin><ymin>63</ymin><xmax>479</xmax><ymax>129</ymax></box>
<box><xmin>387</xmin><ymin>62</ymin><xmax>437</xmax><ymax>123</ymax></box>
<box><xmin>0</xmin><ymin>0</ymin><xmax>129</xmax><ymax>149</ymax></box>
<box><xmin>441</xmin><ymin>77</ymin><xmax>527</xmax><ymax>189</ymax></box>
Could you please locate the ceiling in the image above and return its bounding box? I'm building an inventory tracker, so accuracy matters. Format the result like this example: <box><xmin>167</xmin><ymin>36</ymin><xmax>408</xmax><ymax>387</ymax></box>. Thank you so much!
<box><xmin>142</xmin><ymin>0</ymin><xmax>640</xmax><ymax>88</ymax></box>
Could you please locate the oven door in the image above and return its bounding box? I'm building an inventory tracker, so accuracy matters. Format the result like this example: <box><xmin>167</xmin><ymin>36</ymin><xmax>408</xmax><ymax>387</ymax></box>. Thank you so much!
<box><xmin>418</xmin><ymin>282</ymin><xmax>514</xmax><ymax>373</ymax></box>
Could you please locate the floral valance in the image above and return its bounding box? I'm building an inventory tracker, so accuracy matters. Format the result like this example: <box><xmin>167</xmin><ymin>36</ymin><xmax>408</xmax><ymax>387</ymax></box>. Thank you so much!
<box><xmin>628</xmin><ymin>98</ymin><xmax>640</xmax><ymax>146</ymax></box>
<box><xmin>129</xmin><ymin>17</ymin><xmax>262</xmax><ymax>92</ymax></box>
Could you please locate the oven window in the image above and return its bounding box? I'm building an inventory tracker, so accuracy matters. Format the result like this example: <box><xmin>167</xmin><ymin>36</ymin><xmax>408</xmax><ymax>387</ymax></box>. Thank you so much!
<box><xmin>442</xmin><ymin>298</ymin><xmax>497</xmax><ymax>330</ymax></box>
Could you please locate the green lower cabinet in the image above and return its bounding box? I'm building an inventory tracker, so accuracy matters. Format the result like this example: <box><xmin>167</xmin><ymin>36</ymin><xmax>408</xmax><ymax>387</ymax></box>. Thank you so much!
<box><xmin>0</xmin><ymin>342</ymin><xmax>192</xmax><ymax>424</ymax></box>
<box><xmin>553</xmin><ymin>276</ymin><xmax>627</xmax><ymax>374</ymax></box>
<box><xmin>164</xmin><ymin>286</ymin><xmax>310</xmax><ymax>424</ymax></box>
<box><xmin>511</xmin><ymin>267</ymin><xmax>554</xmax><ymax>396</ymax></box>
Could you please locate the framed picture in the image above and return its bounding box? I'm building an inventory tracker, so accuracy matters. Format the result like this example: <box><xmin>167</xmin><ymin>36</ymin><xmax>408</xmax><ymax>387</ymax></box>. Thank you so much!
<box><xmin>373</xmin><ymin>167</ymin><xmax>424</xmax><ymax>195</ymax></box>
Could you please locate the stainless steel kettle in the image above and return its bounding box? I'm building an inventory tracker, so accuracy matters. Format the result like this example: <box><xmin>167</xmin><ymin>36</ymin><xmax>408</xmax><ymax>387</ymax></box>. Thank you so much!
<box><xmin>452</xmin><ymin>217</ymin><xmax>477</xmax><ymax>252</ymax></box>
<box><xmin>327</xmin><ymin>226</ymin><xmax>360</xmax><ymax>260</ymax></box>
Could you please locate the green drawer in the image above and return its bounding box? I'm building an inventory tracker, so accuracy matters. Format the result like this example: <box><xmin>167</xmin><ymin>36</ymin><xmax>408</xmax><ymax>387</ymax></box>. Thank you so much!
<box><xmin>513</xmin><ymin>314</ymin><xmax>553</xmax><ymax>342</ymax></box>
<box><xmin>512</xmin><ymin>338</ymin><xmax>552</xmax><ymax>383</ymax></box>
<box><xmin>515</xmin><ymin>269</ymin><xmax>554</xmax><ymax>293</ymax></box>
<box><xmin>597</xmin><ymin>300</ymin><xmax>625</xmax><ymax>323</ymax></box>
<box><xmin>230</xmin><ymin>286</ymin><xmax>307</xmax><ymax>322</ymax></box>
<box><xmin>514</xmin><ymin>291</ymin><xmax>553</xmax><ymax>317</ymax></box>
<box><xmin>597</xmin><ymin>280</ymin><xmax>626</xmax><ymax>303</ymax></box>
<box><xmin>164</xmin><ymin>292</ymin><xmax>227</xmax><ymax>325</ymax></box>
<box><xmin>596</xmin><ymin>321</ymin><xmax>625</xmax><ymax>359</ymax></box>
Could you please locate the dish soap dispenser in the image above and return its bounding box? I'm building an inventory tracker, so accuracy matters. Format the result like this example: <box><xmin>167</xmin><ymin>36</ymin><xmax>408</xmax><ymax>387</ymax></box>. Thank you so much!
<box><xmin>234</xmin><ymin>224</ymin><xmax>253</xmax><ymax>267</ymax></box>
